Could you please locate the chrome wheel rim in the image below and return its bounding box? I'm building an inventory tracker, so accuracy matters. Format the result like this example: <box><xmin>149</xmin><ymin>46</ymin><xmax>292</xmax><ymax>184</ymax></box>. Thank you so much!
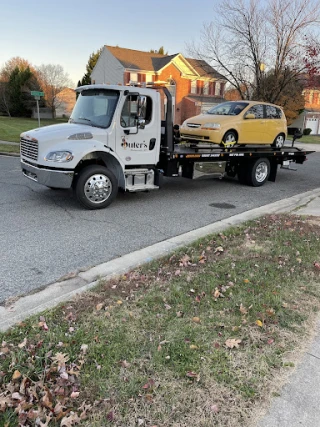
<box><xmin>255</xmin><ymin>162</ymin><xmax>268</xmax><ymax>182</ymax></box>
<box><xmin>84</xmin><ymin>174</ymin><xmax>112</xmax><ymax>204</ymax></box>
<box><xmin>275</xmin><ymin>135</ymin><xmax>284</xmax><ymax>148</ymax></box>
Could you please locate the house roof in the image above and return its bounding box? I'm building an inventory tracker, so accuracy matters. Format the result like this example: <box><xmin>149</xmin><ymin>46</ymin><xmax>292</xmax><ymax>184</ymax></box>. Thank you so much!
<box><xmin>186</xmin><ymin>58</ymin><xmax>227</xmax><ymax>80</ymax></box>
<box><xmin>106</xmin><ymin>46</ymin><xmax>178</xmax><ymax>71</ymax></box>
<box><xmin>105</xmin><ymin>46</ymin><xmax>224</xmax><ymax>79</ymax></box>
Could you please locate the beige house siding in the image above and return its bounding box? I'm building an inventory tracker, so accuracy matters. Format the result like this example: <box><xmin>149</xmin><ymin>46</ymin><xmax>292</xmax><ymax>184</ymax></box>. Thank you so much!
<box><xmin>55</xmin><ymin>88</ymin><xmax>76</xmax><ymax>118</ymax></box>
<box><xmin>91</xmin><ymin>48</ymin><xmax>125</xmax><ymax>85</ymax></box>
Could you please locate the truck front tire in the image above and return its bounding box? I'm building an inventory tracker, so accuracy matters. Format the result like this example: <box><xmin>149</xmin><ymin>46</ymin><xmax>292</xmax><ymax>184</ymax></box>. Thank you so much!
<box><xmin>75</xmin><ymin>165</ymin><xmax>118</xmax><ymax>209</ymax></box>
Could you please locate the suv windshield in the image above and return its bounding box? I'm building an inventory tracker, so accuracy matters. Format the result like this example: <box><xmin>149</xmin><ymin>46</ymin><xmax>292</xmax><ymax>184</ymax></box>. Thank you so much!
<box><xmin>70</xmin><ymin>89</ymin><xmax>119</xmax><ymax>128</ymax></box>
<box><xmin>207</xmin><ymin>102</ymin><xmax>249</xmax><ymax>116</ymax></box>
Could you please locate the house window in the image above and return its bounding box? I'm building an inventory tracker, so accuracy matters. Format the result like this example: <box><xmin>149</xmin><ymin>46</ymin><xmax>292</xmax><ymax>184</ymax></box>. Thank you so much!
<box><xmin>190</xmin><ymin>80</ymin><xmax>197</xmax><ymax>94</ymax></box>
<box><xmin>215</xmin><ymin>82</ymin><xmax>221</xmax><ymax>96</ymax></box>
<box><xmin>138</xmin><ymin>73</ymin><xmax>146</xmax><ymax>83</ymax></box>
<box><xmin>130</xmin><ymin>72</ymin><xmax>138</xmax><ymax>82</ymax></box>
<box><xmin>203</xmin><ymin>82</ymin><xmax>209</xmax><ymax>95</ymax></box>
<box><xmin>196</xmin><ymin>81</ymin><xmax>203</xmax><ymax>95</ymax></box>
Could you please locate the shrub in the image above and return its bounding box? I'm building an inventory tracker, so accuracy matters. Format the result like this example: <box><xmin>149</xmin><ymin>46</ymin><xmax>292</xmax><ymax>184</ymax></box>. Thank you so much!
<box><xmin>303</xmin><ymin>128</ymin><xmax>312</xmax><ymax>135</ymax></box>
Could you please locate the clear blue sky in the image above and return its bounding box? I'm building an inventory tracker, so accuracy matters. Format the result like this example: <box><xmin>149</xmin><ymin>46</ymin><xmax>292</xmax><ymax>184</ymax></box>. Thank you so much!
<box><xmin>1</xmin><ymin>0</ymin><xmax>213</xmax><ymax>86</ymax></box>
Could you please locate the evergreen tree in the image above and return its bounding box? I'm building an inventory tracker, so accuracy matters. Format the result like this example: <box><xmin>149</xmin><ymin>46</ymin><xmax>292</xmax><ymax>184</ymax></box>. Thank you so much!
<box><xmin>80</xmin><ymin>48</ymin><xmax>103</xmax><ymax>85</ymax></box>
<box><xmin>150</xmin><ymin>46</ymin><xmax>168</xmax><ymax>55</ymax></box>
<box><xmin>8</xmin><ymin>66</ymin><xmax>34</xmax><ymax>116</ymax></box>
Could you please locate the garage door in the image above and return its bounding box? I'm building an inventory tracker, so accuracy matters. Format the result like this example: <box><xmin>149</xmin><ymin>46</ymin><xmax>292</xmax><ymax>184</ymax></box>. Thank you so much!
<box><xmin>305</xmin><ymin>118</ymin><xmax>319</xmax><ymax>134</ymax></box>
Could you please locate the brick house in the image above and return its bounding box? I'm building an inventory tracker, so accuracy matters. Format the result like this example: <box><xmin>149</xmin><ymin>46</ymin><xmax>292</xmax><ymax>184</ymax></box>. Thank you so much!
<box><xmin>55</xmin><ymin>88</ymin><xmax>76</xmax><ymax>118</ymax></box>
<box><xmin>289</xmin><ymin>88</ymin><xmax>320</xmax><ymax>134</ymax></box>
<box><xmin>91</xmin><ymin>46</ymin><xmax>227</xmax><ymax>124</ymax></box>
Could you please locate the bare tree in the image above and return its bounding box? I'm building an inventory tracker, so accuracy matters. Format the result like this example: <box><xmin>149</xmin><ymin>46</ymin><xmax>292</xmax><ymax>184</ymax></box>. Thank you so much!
<box><xmin>36</xmin><ymin>64</ymin><xmax>74</xmax><ymax>118</ymax></box>
<box><xmin>188</xmin><ymin>0</ymin><xmax>320</xmax><ymax>104</ymax></box>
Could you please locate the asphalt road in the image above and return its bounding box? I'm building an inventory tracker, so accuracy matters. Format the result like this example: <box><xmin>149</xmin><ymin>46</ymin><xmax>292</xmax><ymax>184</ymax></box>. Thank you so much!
<box><xmin>1</xmin><ymin>152</ymin><xmax>319</xmax><ymax>304</ymax></box>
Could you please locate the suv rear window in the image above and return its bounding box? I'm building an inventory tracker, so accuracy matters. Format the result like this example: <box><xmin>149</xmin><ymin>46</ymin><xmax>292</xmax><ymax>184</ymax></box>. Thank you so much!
<box><xmin>266</xmin><ymin>105</ymin><xmax>282</xmax><ymax>119</ymax></box>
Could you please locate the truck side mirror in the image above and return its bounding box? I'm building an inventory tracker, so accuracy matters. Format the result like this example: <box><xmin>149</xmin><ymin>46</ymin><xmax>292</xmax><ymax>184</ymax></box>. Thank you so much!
<box><xmin>137</xmin><ymin>118</ymin><xmax>145</xmax><ymax>129</ymax></box>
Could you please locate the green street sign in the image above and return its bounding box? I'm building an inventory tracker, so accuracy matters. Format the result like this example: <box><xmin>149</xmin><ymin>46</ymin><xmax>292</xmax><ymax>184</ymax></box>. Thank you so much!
<box><xmin>31</xmin><ymin>91</ymin><xmax>44</xmax><ymax>97</ymax></box>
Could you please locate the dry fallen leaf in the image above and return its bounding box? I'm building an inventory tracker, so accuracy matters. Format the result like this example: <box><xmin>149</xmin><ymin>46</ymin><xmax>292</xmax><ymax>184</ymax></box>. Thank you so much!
<box><xmin>192</xmin><ymin>317</ymin><xmax>201</xmax><ymax>323</ymax></box>
<box><xmin>96</xmin><ymin>303</ymin><xmax>104</xmax><ymax>311</ymax></box>
<box><xmin>186</xmin><ymin>371</ymin><xmax>199</xmax><ymax>380</ymax></box>
<box><xmin>255</xmin><ymin>320</ymin><xmax>263</xmax><ymax>327</ymax></box>
<box><xmin>314</xmin><ymin>261</ymin><xmax>320</xmax><ymax>270</ymax></box>
<box><xmin>239</xmin><ymin>303</ymin><xmax>248</xmax><ymax>315</ymax></box>
<box><xmin>12</xmin><ymin>370</ymin><xmax>22</xmax><ymax>381</ymax></box>
<box><xmin>210</xmin><ymin>404</ymin><xmax>220</xmax><ymax>413</ymax></box>
<box><xmin>18</xmin><ymin>338</ymin><xmax>27</xmax><ymax>349</ymax></box>
<box><xmin>189</xmin><ymin>345</ymin><xmax>198</xmax><ymax>350</ymax></box>
<box><xmin>225</xmin><ymin>338</ymin><xmax>242</xmax><ymax>349</ymax></box>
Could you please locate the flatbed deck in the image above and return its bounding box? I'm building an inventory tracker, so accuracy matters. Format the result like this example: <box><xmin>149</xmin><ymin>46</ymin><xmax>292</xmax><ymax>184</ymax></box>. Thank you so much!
<box><xmin>167</xmin><ymin>144</ymin><xmax>314</xmax><ymax>162</ymax></box>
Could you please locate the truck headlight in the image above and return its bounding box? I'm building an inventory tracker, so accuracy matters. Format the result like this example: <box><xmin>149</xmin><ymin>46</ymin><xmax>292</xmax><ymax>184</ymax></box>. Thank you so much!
<box><xmin>44</xmin><ymin>151</ymin><xmax>74</xmax><ymax>162</ymax></box>
<box><xmin>201</xmin><ymin>123</ymin><xmax>221</xmax><ymax>130</ymax></box>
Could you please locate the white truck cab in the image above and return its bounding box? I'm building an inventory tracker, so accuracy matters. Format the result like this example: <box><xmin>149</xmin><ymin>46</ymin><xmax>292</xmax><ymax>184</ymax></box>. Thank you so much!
<box><xmin>21</xmin><ymin>85</ymin><xmax>163</xmax><ymax>209</ymax></box>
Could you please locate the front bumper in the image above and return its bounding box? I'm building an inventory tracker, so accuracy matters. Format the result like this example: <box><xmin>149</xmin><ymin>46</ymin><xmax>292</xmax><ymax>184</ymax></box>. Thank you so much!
<box><xmin>21</xmin><ymin>159</ymin><xmax>74</xmax><ymax>189</ymax></box>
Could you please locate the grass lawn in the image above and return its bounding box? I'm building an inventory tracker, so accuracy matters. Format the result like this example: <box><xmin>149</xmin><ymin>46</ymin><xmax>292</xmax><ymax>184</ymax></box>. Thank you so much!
<box><xmin>287</xmin><ymin>134</ymin><xmax>320</xmax><ymax>144</ymax></box>
<box><xmin>0</xmin><ymin>116</ymin><xmax>68</xmax><ymax>143</ymax></box>
<box><xmin>0</xmin><ymin>144</ymin><xmax>19</xmax><ymax>154</ymax></box>
<box><xmin>1</xmin><ymin>215</ymin><xmax>320</xmax><ymax>426</ymax></box>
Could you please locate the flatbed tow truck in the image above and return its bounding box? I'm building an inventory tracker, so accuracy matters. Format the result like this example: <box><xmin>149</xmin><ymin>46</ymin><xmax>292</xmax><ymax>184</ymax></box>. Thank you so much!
<box><xmin>20</xmin><ymin>84</ymin><xmax>313</xmax><ymax>209</ymax></box>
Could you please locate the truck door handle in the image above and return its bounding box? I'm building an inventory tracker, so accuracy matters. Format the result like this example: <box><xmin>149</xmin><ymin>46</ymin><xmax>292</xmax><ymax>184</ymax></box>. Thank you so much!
<box><xmin>149</xmin><ymin>138</ymin><xmax>156</xmax><ymax>150</ymax></box>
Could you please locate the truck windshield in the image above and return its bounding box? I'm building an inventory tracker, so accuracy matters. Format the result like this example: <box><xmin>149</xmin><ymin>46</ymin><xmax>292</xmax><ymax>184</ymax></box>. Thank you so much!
<box><xmin>70</xmin><ymin>89</ymin><xmax>120</xmax><ymax>128</ymax></box>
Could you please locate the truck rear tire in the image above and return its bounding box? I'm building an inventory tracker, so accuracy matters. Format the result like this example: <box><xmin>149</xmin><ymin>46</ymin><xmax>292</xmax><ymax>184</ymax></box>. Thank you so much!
<box><xmin>75</xmin><ymin>165</ymin><xmax>118</xmax><ymax>209</ymax></box>
<box><xmin>246</xmin><ymin>158</ymin><xmax>270</xmax><ymax>187</ymax></box>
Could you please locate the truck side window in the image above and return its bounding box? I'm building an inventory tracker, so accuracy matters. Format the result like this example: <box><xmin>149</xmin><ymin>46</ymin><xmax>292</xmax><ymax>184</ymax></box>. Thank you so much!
<box><xmin>140</xmin><ymin>97</ymin><xmax>152</xmax><ymax>124</ymax></box>
<box><xmin>120</xmin><ymin>95</ymin><xmax>152</xmax><ymax>128</ymax></box>
<box><xmin>121</xmin><ymin>95</ymin><xmax>138</xmax><ymax>128</ymax></box>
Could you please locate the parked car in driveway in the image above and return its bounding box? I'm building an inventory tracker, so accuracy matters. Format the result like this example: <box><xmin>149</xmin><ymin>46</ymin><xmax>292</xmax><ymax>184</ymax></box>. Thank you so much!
<box><xmin>180</xmin><ymin>100</ymin><xmax>287</xmax><ymax>148</ymax></box>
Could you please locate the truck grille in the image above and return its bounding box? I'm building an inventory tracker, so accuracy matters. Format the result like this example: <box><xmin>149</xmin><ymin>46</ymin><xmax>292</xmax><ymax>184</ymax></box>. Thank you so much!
<box><xmin>20</xmin><ymin>138</ymin><xmax>38</xmax><ymax>161</ymax></box>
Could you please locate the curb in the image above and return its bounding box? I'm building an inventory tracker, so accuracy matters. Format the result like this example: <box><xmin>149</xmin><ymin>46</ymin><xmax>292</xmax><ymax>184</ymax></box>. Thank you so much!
<box><xmin>1</xmin><ymin>187</ymin><xmax>320</xmax><ymax>332</ymax></box>
<box><xmin>0</xmin><ymin>151</ymin><xmax>19</xmax><ymax>157</ymax></box>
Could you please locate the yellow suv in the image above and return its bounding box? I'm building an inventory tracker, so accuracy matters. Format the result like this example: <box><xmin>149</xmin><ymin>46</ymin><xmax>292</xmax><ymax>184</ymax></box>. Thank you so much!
<box><xmin>180</xmin><ymin>101</ymin><xmax>287</xmax><ymax>148</ymax></box>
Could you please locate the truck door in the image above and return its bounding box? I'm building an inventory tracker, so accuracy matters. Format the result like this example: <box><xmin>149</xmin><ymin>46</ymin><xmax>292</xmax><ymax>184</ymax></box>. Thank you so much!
<box><xmin>116</xmin><ymin>93</ymin><xmax>159</xmax><ymax>166</ymax></box>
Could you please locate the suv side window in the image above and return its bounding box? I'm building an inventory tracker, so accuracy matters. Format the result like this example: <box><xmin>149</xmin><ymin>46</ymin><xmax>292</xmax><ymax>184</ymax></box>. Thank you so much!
<box><xmin>245</xmin><ymin>104</ymin><xmax>264</xmax><ymax>119</ymax></box>
<box><xmin>266</xmin><ymin>105</ymin><xmax>282</xmax><ymax>119</ymax></box>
